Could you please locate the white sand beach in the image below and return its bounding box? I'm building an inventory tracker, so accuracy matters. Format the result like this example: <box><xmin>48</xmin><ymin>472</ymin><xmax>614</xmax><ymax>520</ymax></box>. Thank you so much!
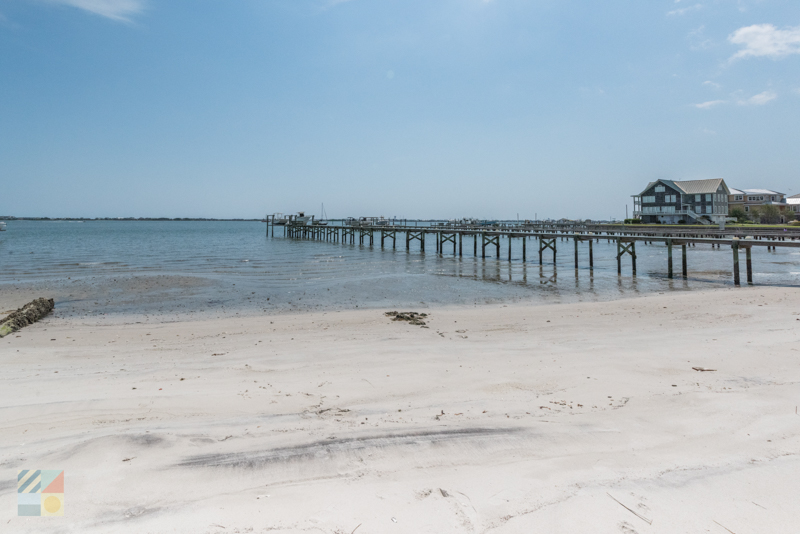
<box><xmin>2</xmin><ymin>286</ymin><xmax>800</xmax><ymax>533</ymax></box>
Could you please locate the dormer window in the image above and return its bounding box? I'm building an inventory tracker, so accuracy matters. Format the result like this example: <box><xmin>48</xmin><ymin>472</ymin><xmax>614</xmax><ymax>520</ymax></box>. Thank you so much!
<box><xmin>655</xmin><ymin>185</ymin><xmax>665</xmax><ymax>193</ymax></box>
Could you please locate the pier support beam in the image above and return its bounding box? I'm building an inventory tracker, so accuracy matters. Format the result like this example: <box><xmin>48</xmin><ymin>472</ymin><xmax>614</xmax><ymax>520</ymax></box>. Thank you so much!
<box><xmin>482</xmin><ymin>234</ymin><xmax>500</xmax><ymax>259</ymax></box>
<box><xmin>440</xmin><ymin>232</ymin><xmax>457</xmax><ymax>256</ymax></box>
<box><xmin>667</xmin><ymin>239</ymin><xmax>673</xmax><ymax>279</ymax></box>
<box><xmin>616</xmin><ymin>239</ymin><xmax>636</xmax><ymax>275</ymax></box>
<box><xmin>539</xmin><ymin>237</ymin><xmax>556</xmax><ymax>265</ymax></box>
<box><xmin>732</xmin><ymin>238</ymin><xmax>740</xmax><ymax>286</ymax></box>
<box><xmin>682</xmin><ymin>243</ymin><xmax>687</xmax><ymax>277</ymax></box>
<box><xmin>381</xmin><ymin>230</ymin><xmax>396</xmax><ymax>249</ymax></box>
<box><xmin>406</xmin><ymin>230</ymin><xmax>424</xmax><ymax>251</ymax></box>
<box><xmin>746</xmin><ymin>246</ymin><xmax>753</xmax><ymax>284</ymax></box>
<box><xmin>574</xmin><ymin>236</ymin><xmax>579</xmax><ymax>269</ymax></box>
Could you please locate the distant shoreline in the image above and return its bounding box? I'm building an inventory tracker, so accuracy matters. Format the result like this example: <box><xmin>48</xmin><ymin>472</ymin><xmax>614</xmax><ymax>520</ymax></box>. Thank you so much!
<box><xmin>0</xmin><ymin>217</ymin><xmax>261</xmax><ymax>222</ymax></box>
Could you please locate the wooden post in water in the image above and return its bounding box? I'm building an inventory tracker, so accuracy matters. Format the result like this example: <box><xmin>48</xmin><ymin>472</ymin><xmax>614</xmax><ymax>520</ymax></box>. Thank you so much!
<box><xmin>539</xmin><ymin>236</ymin><xmax>543</xmax><ymax>265</ymax></box>
<box><xmin>574</xmin><ymin>236</ymin><xmax>578</xmax><ymax>269</ymax></box>
<box><xmin>508</xmin><ymin>236</ymin><xmax>512</xmax><ymax>261</ymax></box>
<box><xmin>459</xmin><ymin>233</ymin><xmax>462</xmax><ymax>257</ymax></box>
<box><xmin>732</xmin><ymin>238</ymin><xmax>740</xmax><ymax>286</ymax></box>
<box><xmin>631</xmin><ymin>242</ymin><xmax>636</xmax><ymax>275</ymax></box>
<box><xmin>667</xmin><ymin>239</ymin><xmax>673</xmax><ymax>279</ymax></box>
<box><xmin>481</xmin><ymin>233</ymin><xmax>486</xmax><ymax>259</ymax></box>
<box><xmin>474</xmin><ymin>234</ymin><xmax>477</xmax><ymax>256</ymax></box>
<box><xmin>617</xmin><ymin>239</ymin><xmax>622</xmax><ymax>275</ymax></box>
<box><xmin>746</xmin><ymin>246</ymin><xmax>753</xmax><ymax>284</ymax></box>
<box><xmin>682</xmin><ymin>243</ymin><xmax>687</xmax><ymax>277</ymax></box>
<box><xmin>589</xmin><ymin>239</ymin><xmax>593</xmax><ymax>269</ymax></box>
<box><xmin>496</xmin><ymin>235</ymin><xmax>500</xmax><ymax>258</ymax></box>
<box><xmin>522</xmin><ymin>236</ymin><xmax>526</xmax><ymax>262</ymax></box>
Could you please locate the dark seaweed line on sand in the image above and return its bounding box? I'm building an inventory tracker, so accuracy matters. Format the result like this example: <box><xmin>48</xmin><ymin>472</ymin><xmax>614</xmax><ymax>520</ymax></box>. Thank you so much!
<box><xmin>177</xmin><ymin>427</ymin><xmax>522</xmax><ymax>468</ymax></box>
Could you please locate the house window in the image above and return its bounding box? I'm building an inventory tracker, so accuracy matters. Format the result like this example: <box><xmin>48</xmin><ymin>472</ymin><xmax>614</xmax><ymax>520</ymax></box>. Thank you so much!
<box><xmin>643</xmin><ymin>206</ymin><xmax>676</xmax><ymax>214</ymax></box>
<box><xmin>745</xmin><ymin>206</ymin><xmax>749</xmax><ymax>212</ymax></box>
<box><xmin>642</xmin><ymin>196</ymin><xmax>656</xmax><ymax>203</ymax></box>
<box><xmin>705</xmin><ymin>206</ymin><xmax>711</xmax><ymax>214</ymax></box>
<box><xmin>665</xmin><ymin>195</ymin><xmax>676</xmax><ymax>203</ymax></box>
<box><xmin>695</xmin><ymin>194</ymin><xmax>701</xmax><ymax>202</ymax></box>
<box><xmin>734</xmin><ymin>195</ymin><xmax>743</xmax><ymax>201</ymax></box>
<box><xmin>655</xmin><ymin>185</ymin><xmax>665</xmax><ymax>193</ymax></box>
<box><xmin>705</xmin><ymin>194</ymin><xmax>711</xmax><ymax>202</ymax></box>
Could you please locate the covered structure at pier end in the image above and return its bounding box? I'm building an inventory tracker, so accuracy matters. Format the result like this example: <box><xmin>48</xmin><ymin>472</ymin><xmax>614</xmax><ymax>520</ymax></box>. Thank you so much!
<box><xmin>632</xmin><ymin>178</ymin><xmax>730</xmax><ymax>224</ymax></box>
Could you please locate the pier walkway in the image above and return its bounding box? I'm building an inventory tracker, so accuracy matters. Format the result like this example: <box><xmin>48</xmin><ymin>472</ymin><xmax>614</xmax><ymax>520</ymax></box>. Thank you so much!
<box><xmin>264</xmin><ymin>218</ymin><xmax>800</xmax><ymax>286</ymax></box>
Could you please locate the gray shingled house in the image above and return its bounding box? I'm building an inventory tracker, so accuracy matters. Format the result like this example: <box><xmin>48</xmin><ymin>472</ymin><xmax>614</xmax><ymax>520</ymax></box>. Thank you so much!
<box><xmin>632</xmin><ymin>178</ymin><xmax>730</xmax><ymax>224</ymax></box>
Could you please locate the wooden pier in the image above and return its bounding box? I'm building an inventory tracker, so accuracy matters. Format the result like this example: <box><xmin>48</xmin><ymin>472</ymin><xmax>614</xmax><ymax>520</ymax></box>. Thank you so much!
<box><xmin>263</xmin><ymin>217</ymin><xmax>800</xmax><ymax>286</ymax></box>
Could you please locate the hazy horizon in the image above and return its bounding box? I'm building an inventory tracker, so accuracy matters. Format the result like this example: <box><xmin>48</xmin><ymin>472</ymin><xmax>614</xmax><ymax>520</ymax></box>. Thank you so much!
<box><xmin>2</xmin><ymin>0</ymin><xmax>798</xmax><ymax>220</ymax></box>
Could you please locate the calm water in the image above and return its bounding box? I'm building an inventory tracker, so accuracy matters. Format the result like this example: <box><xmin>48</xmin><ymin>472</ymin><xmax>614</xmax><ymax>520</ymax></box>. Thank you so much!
<box><xmin>1</xmin><ymin>220</ymin><xmax>799</xmax><ymax>318</ymax></box>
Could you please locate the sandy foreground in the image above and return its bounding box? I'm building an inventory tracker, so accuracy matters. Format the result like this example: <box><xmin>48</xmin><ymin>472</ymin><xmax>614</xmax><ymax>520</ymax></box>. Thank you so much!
<box><xmin>1</xmin><ymin>286</ymin><xmax>800</xmax><ymax>533</ymax></box>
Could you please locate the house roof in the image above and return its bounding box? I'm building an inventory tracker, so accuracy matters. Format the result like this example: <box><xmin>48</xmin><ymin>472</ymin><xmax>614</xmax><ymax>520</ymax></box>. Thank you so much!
<box><xmin>640</xmin><ymin>178</ymin><xmax>728</xmax><ymax>196</ymax></box>
<box><xmin>788</xmin><ymin>197</ymin><xmax>800</xmax><ymax>205</ymax></box>
<box><xmin>789</xmin><ymin>193</ymin><xmax>800</xmax><ymax>199</ymax></box>
<box><xmin>734</xmin><ymin>188</ymin><xmax>785</xmax><ymax>196</ymax></box>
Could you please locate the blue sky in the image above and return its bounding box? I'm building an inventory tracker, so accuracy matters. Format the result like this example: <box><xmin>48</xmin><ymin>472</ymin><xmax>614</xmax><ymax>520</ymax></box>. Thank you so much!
<box><xmin>1</xmin><ymin>0</ymin><xmax>798</xmax><ymax>219</ymax></box>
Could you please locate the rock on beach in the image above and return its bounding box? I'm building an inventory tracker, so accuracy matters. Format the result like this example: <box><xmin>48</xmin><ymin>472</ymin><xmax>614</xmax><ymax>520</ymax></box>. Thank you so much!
<box><xmin>0</xmin><ymin>297</ymin><xmax>55</xmax><ymax>337</ymax></box>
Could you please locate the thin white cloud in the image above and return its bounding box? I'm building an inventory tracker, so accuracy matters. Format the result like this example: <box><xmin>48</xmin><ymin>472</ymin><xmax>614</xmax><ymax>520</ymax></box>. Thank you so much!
<box><xmin>44</xmin><ymin>0</ymin><xmax>145</xmax><ymax>22</ymax></box>
<box><xmin>668</xmin><ymin>3</ymin><xmax>702</xmax><ymax>16</ymax></box>
<box><xmin>728</xmin><ymin>24</ymin><xmax>800</xmax><ymax>60</ymax></box>
<box><xmin>702</xmin><ymin>80</ymin><xmax>721</xmax><ymax>89</ymax></box>
<box><xmin>739</xmin><ymin>90</ymin><xmax>777</xmax><ymax>105</ymax></box>
<box><xmin>687</xmin><ymin>25</ymin><xmax>712</xmax><ymax>50</ymax></box>
<box><xmin>695</xmin><ymin>90</ymin><xmax>777</xmax><ymax>108</ymax></box>
<box><xmin>695</xmin><ymin>100</ymin><xmax>725</xmax><ymax>109</ymax></box>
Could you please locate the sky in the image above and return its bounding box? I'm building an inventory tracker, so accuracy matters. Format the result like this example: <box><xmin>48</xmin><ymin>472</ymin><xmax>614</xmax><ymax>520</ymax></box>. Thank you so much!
<box><xmin>1</xmin><ymin>0</ymin><xmax>799</xmax><ymax>220</ymax></box>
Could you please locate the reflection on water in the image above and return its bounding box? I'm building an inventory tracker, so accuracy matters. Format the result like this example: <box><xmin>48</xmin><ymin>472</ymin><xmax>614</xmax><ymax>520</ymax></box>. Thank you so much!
<box><xmin>0</xmin><ymin>220</ymin><xmax>798</xmax><ymax>318</ymax></box>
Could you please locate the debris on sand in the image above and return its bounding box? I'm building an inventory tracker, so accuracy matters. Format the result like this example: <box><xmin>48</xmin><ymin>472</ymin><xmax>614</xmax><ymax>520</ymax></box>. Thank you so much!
<box><xmin>692</xmin><ymin>367</ymin><xmax>717</xmax><ymax>372</ymax></box>
<box><xmin>0</xmin><ymin>298</ymin><xmax>55</xmax><ymax>338</ymax></box>
<box><xmin>385</xmin><ymin>311</ymin><xmax>428</xmax><ymax>326</ymax></box>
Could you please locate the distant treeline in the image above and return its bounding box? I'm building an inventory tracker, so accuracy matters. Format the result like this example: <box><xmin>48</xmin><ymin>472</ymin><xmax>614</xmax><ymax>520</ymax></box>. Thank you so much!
<box><xmin>0</xmin><ymin>217</ymin><xmax>261</xmax><ymax>221</ymax></box>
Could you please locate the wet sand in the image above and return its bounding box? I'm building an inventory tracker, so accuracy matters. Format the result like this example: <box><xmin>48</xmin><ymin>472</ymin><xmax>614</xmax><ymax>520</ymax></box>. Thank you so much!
<box><xmin>2</xmin><ymin>286</ymin><xmax>800</xmax><ymax>533</ymax></box>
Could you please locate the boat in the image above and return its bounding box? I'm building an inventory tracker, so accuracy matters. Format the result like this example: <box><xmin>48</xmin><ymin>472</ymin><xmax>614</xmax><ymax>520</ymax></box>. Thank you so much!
<box><xmin>294</xmin><ymin>212</ymin><xmax>313</xmax><ymax>225</ymax></box>
<box><xmin>0</xmin><ymin>221</ymin><xmax>6</xmax><ymax>231</ymax></box>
